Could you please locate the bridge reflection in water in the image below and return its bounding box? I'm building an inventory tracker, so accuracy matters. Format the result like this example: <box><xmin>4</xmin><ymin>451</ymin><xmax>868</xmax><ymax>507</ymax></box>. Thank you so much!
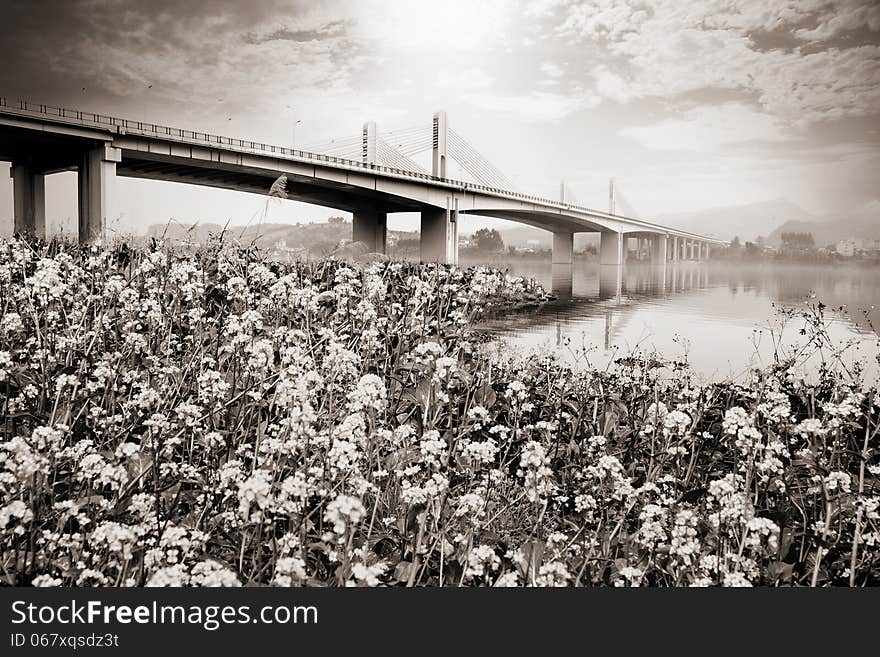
<box><xmin>476</xmin><ymin>258</ymin><xmax>880</xmax><ymax>382</ymax></box>
<box><xmin>482</xmin><ymin>260</ymin><xmax>712</xmax><ymax>354</ymax></box>
<box><xmin>549</xmin><ymin>261</ymin><xmax>709</xmax><ymax>300</ymax></box>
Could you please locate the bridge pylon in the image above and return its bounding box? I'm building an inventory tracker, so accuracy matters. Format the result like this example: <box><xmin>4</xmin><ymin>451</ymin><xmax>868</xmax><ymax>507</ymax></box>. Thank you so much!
<box><xmin>432</xmin><ymin>111</ymin><xmax>447</xmax><ymax>179</ymax></box>
<box><xmin>362</xmin><ymin>121</ymin><xmax>377</xmax><ymax>165</ymax></box>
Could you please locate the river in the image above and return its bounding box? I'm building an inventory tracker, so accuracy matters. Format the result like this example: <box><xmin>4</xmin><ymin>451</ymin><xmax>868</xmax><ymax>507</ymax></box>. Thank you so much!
<box><xmin>466</xmin><ymin>255</ymin><xmax>880</xmax><ymax>383</ymax></box>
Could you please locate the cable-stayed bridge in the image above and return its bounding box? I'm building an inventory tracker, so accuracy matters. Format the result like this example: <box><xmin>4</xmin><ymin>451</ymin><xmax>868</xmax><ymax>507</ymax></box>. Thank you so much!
<box><xmin>302</xmin><ymin>120</ymin><xmax>516</xmax><ymax>191</ymax></box>
<box><xmin>0</xmin><ymin>98</ymin><xmax>723</xmax><ymax>265</ymax></box>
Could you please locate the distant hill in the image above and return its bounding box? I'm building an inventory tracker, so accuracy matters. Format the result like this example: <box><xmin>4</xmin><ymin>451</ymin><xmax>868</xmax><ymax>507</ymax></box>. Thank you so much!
<box><xmin>766</xmin><ymin>201</ymin><xmax>880</xmax><ymax>247</ymax></box>
<box><xmin>656</xmin><ymin>198</ymin><xmax>816</xmax><ymax>242</ymax></box>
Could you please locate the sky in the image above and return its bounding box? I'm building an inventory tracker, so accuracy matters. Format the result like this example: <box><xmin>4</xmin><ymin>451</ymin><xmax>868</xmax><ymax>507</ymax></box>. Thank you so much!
<box><xmin>0</xmin><ymin>0</ymin><xmax>879</xmax><ymax>235</ymax></box>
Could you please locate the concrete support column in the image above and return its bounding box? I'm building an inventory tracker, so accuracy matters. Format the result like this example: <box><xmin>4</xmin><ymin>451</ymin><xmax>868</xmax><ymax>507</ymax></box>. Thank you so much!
<box><xmin>551</xmin><ymin>264</ymin><xmax>573</xmax><ymax>299</ymax></box>
<box><xmin>672</xmin><ymin>236</ymin><xmax>679</xmax><ymax>261</ymax></box>
<box><xmin>552</xmin><ymin>232</ymin><xmax>574</xmax><ymax>264</ymax></box>
<box><xmin>705</xmin><ymin>244</ymin><xmax>711</xmax><ymax>260</ymax></box>
<box><xmin>651</xmin><ymin>235</ymin><xmax>668</xmax><ymax>264</ymax></box>
<box><xmin>11</xmin><ymin>164</ymin><xmax>46</xmax><ymax>238</ymax></box>
<box><xmin>598</xmin><ymin>265</ymin><xmax>623</xmax><ymax>301</ymax></box>
<box><xmin>420</xmin><ymin>198</ymin><xmax>458</xmax><ymax>264</ymax></box>
<box><xmin>78</xmin><ymin>144</ymin><xmax>120</xmax><ymax>244</ymax></box>
<box><xmin>432</xmin><ymin>111</ymin><xmax>447</xmax><ymax>179</ymax></box>
<box><xmin>352</xmin><ymin>208</ymin><xmax>387</xmax><ymax>253</ymax></box>
<box><xmin>600</xmin><ymin>231</ymin><xmax>623</xmax><ymax>265</ymax></box>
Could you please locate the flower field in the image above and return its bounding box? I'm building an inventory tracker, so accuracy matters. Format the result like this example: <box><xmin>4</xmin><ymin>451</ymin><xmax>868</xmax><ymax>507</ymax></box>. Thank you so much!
<box><xmin>1</xmin><ymin>238</ymin><xmax>878</xmax><ymax>587</ymax></box>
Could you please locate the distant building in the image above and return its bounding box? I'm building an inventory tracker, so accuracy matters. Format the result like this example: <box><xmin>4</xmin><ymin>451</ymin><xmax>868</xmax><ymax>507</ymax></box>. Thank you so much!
<box><xmin>861</xmin><ymin>239</ymin><xmax>880</xmax><ymax>254</ymax></box>
<box><xmin>836</xmin><ymin>239</ymin><xmax>857</xmax><ymax>257</ymax></box>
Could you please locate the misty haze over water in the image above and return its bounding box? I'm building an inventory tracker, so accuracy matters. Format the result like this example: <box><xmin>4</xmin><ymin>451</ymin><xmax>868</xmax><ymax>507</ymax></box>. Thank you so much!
<box><xmin>472</xmin><ymin>258</ymin><xmax>880</xmax><ymax>383</ymax></box>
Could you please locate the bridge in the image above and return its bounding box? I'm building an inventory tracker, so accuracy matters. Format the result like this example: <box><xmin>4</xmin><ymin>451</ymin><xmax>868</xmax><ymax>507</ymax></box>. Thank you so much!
<box><xmin>0</xmin><ymin>98</ymin><xmax>724</xmax><ymax>265</ymax></box>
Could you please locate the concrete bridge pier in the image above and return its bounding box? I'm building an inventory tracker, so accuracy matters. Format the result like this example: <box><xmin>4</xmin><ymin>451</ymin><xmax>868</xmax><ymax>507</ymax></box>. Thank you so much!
<box><xmin>11</xmin><ymin>163</ymin><xmax>46</xmax><ymax>238</ymax></box>
<box><xmin>420</xmin><ymin>199</ymin><xmax>458</xmax><ymax>264</ymax></box>
<box><xmin>671</xmin><ymin>236</ymin><xmax>679</xmax><ymax>262</ymax></box>
<box><xmin>651</xmin><ymin>235</ymin><xmax>668</xmax><ymax>264</ymax></box>
<box><xmin>551</xmin><ymin>263</ymin><xmax>573</xmax><ymax>299</ymax></box>
<box><xmin>552</xmin><ymin>232</ymin><xmax>574</xmax><ymax>264</ymax></box>
<box><xmin>352</xmin><ymin>208</ymin><xmax>387</xmax><ymax>253</ymax></box>
<box><xmin>598</xmin><ymin>265</ymin><xmax>623</xmax><ymax>301</ymax></box>
<box><xmin>599</xmin><ymin>231</ymin><xmax>623</xmax><ymax>265</ymax></box>
<box><xmin>78</xmin><ymin>144</ymin><xmax>120</xmax><ymax>244</ymax></box>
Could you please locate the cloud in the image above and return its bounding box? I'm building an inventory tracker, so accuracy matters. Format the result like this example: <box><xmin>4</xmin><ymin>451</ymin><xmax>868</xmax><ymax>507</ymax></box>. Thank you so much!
<box><xmin>243</xmin><ymin>20</ymin><xmax>348</xmax><ymax>44</ymax></box>
<box><xmin>467</xmin><ymin>90</ymin><xmax>599</xmax><ymax>122</ymax></box>
<box><xmin>436</xmin><ymin>69</ymin><xmax>494</xmax><ymax>91</ymax></box>
<box><xmin>619</xmin><ymin>103</ymin><xmax>789</xmax><ymax>151</ymax></box>
<box><xmin>795</xmin><ymin>1</ymin><xmax>880</xmax><ymax>40</ymax></box>
<box><xmin>553</xmin><ymin>0</ymin><xmax>880</xmax><ymax>124</ymax></box>
<box><xmin>539</xmin><ymin>62</ymin><xmax>565</xmax><ymax>81</ymax></box>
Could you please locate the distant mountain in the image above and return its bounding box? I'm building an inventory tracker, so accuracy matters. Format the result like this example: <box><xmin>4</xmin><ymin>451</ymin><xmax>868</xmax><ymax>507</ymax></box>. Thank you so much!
<box><xmin>767</xmin><ymin>201</ymin><xmax>880</xmax><ymax>247</ymax></box>
<box><xmin>656</xmin><ymin>198</ymin><xmax>816</xmax><ymax>242</ymax></box>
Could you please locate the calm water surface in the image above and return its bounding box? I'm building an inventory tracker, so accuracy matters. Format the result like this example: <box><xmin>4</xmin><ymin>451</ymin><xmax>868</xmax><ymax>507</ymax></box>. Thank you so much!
<box><xmin>466</xmin><ymin>256</ymin><xmax>880</xmax><ymax>383</ymax></box>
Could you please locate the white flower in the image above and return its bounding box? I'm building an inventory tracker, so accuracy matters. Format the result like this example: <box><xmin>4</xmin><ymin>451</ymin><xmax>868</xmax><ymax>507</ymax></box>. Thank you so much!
<box><xmin>237</xmin><ymin>470</ymin><xmax>274</xmax><ymax>521</ymax></box>
<box><xmin>324</xmin><ymin>495</ymin><xmax>365</xmax><ymax>537</ymax></box>
<box><xmin>273</xmin><ymin>557</ymin><xmax>308</xmax><ymax>587</ymax></box>
<box><xmin>189</xmin><ymin>560</ymin><xmax>241</xmax><ymax>587</ymax></box>
<box><xmin>825</xmin><ymin>471</ymin><xmax>851</xmax><ymax>494</ymax></box>
<box><xmin>0</xmin><ymin>500</ymin><xmax>33</xmax><ymax>531</ymax></box>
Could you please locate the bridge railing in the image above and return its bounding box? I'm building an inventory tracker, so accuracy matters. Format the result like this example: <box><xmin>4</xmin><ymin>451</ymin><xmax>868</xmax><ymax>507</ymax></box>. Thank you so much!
<box><xmin>0</xmin><ymin>97</ymin><xmax>723</xmax><ymax>243</ymax></box>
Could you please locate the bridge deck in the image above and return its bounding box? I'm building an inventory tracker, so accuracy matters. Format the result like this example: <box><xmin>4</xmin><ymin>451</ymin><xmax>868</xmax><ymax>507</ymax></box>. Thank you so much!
<box><xmin>0</xmin><ymin>97</ymin><xmax>725</xmax><ymax>245</ymax></box>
